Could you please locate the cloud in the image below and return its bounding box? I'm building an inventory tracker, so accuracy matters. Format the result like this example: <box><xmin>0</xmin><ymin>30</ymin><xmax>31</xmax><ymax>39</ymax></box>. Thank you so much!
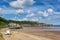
<box><xmin>43</xmin><ymin>11</ymin><xmax>49</xmax><ymax>17</ymax></box>
<box><xmin>51</xmin><ymin>15</ymin><xmax>60</xmax><ymax>20</ymax></box>
<box><xmin>12</xmin><ymin>17</ymin><xmax>28</xmax><ymax>21</ymax></box>
<box><xmin>0</xmin><ymin>8</ymin><xmax>2</xmax><ymax>13</ymax></box>
<box><xmin>47</xmin><ymin>8</ymin><xmax>54</xmax><ymax>13</ymax></box>
<box><xmin>9</xmin><ymin>0</ymin><xmax>35</xmax><ymax>8</ymax></box>
<box><xmin>31</xmin><ymin>18</ymin><xmax>39</xmax><ymax>22</ymax></box>
<box><xmin>17</xmin><ymin>17</ymin><xmax>39</xmax><ymax>22</ymax></box>
<box><xmin>37</xmin><ymin>8</ymin><xmax>54</xmax><ymax>17</ymax></box>
<box><xmin>37</xmin><ymin>11</ymin><xmax>43</xmax><ymax>14</ymax></box>
<box><xmin>26</xmin><ymin>13</ymin><xmax>35</xmax><ymax>17</ymax></box>
<box><xmin>22</xmin><ymin>18</ymin><xmax>28</xmax><ymax>21</ymax></box>
<box><xmin>54</xmin><ymin>12</ymin><xmax>60</xmax><ymax>14</ymax></box>
<box><xmin>16</xmin><ymin>9</ymin><xmax>24</xmax><ymax>14</ymax></box>
<box><xmin>54</xmin><ymin>16</ymin><xmax>60</xmax><ymax>19</ymax></box>
<box><xmin>0</xmin><ymin>8</ymin><xmax>3</xmax><ymax>16</ymax></box>
<box><xmin>26</xmin><ymin>10</ymin><xmax>31</xmax><ymax>14</ymax></box>
<box><xmin>37</xmin><ymin>11</ymin><xmax>49</xmax><ymax>17</ymax></box>
<box><xmin>10</xmin><ymin>0</ymin><xmax>24</xmax><ymax>8</ymax></box>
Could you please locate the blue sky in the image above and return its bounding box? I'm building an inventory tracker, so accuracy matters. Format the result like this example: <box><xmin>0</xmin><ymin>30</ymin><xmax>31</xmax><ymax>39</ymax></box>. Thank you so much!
<box><xmin>0</xmin><ymin>0</ymin><xmax>60</xmax><ymax>25</ymax></box>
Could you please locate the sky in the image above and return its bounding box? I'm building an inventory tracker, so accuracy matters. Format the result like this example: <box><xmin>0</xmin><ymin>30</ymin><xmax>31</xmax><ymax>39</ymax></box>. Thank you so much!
<box><xmin>0</xmin><ymin>0</ymin><xmax>60</xmax><ymax>25</ymax></box>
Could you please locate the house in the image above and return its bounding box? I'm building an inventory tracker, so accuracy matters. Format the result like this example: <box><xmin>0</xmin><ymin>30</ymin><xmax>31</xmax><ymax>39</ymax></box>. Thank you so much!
<box><xmin>8</xmin><ymin>23</ymin><xmax>22</xmax><ymax>29</ymax></box>
<box><xmin>8</xmin><ymin>23</ymin><xmax>16</xmax><ymax>27</ymax></box>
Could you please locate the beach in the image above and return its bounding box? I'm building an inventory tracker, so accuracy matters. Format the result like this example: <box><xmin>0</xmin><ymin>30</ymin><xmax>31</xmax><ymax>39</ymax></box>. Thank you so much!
<box><xmin>22</xmin><ymin>27</ymin><xmax>60</xmax><ymax>40</ymax></box>
<box><xmin>1</xmin><ymin>27</ymin><xmax>60</xmax><ymax>40</ymax></box>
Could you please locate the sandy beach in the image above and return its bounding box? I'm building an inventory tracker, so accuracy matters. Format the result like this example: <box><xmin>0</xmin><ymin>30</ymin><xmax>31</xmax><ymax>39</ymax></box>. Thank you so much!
<box><xmin>1</xmin><ymin>27</ymin><xmax>60</xmax><ymax>40</ymax></box>
<box><xmin>22</xmin><ymin>27</ymin><xmax>60</xmax><ymax>40</ymax></box>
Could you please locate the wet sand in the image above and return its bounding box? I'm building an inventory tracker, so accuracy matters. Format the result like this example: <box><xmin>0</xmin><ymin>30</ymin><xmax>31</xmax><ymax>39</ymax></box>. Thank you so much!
<box><xmin>22</xmin><ymin>27</ymin><xmax>60</xmax><ymax>40</ymax></box>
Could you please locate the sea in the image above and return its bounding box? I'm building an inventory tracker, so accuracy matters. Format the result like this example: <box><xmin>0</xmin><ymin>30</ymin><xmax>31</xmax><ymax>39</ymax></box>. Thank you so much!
<box><xmin>40</xmin><ymin>25</ymin><xmax>60</xmax><ymax>31</ymax></box>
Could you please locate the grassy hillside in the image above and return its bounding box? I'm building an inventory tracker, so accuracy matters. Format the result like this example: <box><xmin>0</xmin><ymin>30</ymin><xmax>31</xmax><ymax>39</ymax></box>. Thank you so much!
<box><xmin>0</xmin><ymin>17</ymin><xmax>8</xmax><ymax>28</ymax></box>
<box><xmin>0</xmin><ymin>17</ymin><xmax>9</xmax><ymax>24</ymax></box>
<box><xmin>0</xmin><ymin>24</ymin><xmax>7</xmax><ymax>28</ymax></box>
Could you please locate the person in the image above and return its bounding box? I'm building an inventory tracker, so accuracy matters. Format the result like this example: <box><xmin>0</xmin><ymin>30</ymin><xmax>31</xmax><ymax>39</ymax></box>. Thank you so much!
<box><xmin>5</xmin><ymin>28</ymin><xmax>11</xmax><ymax>35</ymax></box>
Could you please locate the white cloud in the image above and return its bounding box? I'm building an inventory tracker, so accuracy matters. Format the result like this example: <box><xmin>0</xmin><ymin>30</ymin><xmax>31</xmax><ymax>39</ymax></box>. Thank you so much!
<box><xmin>12</xmin><ymin>16</ymin><xmax>28</xmax><ymax>21</ymax></box>
<box><xmin>16</xmin><ymin>9</ymin><xmax>24</xmax><ymax>14</ymax></box>
<box><xmin>36</xmin><ymin>8</ymin><xmax>54</xmax><ymax>18</ymax></box>
<box><xmin>37</xmin><ymin>9</ymin><xmax>54</xmax><ymax>17</ymax></box>
<box><xmin>18</xmin><ymin>19</ymin><xmax>22</xmax><ymax>21</ymax></box>
<box><xmin>10</xmin><ymin>0</ymin><xmax>24</xmax><ymax>8</ymax></box>
<box><xmin>37</xmin><ymin>11</ymin><xmax>43</xmax><ymax>14</ymax></box>
<box><xmin>26</xmin><ymin>13</ymin><xmax>35</xmax><ymax>17</ymax></box>
<box><xmin>43</xmin><ymin>11</ymin><xmax>49</xmax><ymax>17</ymax></box>
<box><xmin>21</xmin><ymin>17</ymin><xmax>39</xmax><ymax>22</ymax></box>
<box><xmin>10</xmin><ymin>0</ymin><xmax>35</xmax><ymax>8</ymax></box>
<box><xmin>51</xmin><ymin>16</ymin><xmax>60</xmax><ymax>19</ymax></box>
<box><xmin>42</xmin><ymin>8</ymin><xmax>53</xmax><ymax>17</ymax></box>
<box><xmin>31</xmin><ymin>18</ymin><xmax>39</xmax><ymax>22</ymax></box>
<box><xmin>37</xmin><ymin>11</ymin><xmax>49</xmax><ymax>17</ymax></box>
<box><xmin>54</xmin><ymin>12</ymin><xmax>60</xmax><ymax>14</ymax></box>
<box><xmin>47</xmin><ymin>8</ymin><xmax>54</xmax><ymax>13</ymax></box>
<box><xmin>22</xmin><ymin>18</ymin><xmax>28</xmax><ymax>21</ymax></box>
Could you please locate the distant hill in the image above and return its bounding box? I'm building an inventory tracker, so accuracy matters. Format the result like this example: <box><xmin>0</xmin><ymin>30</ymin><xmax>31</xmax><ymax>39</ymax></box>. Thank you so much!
<box><xmin>0</xmin><ymin>17</ymin><xmax>53</xmax><ymax>27</ymax></box>
<box><xmin>0</xmin><ymin>17</ymin><xmax>9</xmax><ymax>28</ymax></box>
<box><xmin>0</xmin><ymin>17</ymin><xmax>8</xmax><ymax>24</ymax></box>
